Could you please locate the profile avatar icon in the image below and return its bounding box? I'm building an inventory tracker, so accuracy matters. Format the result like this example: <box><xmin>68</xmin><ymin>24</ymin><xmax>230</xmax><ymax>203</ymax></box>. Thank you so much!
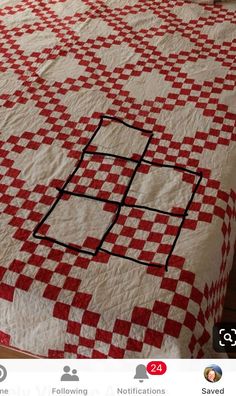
<box><xmin>204</xmin><ymin>365</ymin><xmax>222</xmax><ymax>383</ymax></box>
<box><xmin>134</xmin><ymin>364</ymin><xmax>149</xmax><ymax>383</ymax></box>
<box><xmin>61</xmin><ymin>366</ymin><xmax>79</xmax><ymax>382</ymax></box>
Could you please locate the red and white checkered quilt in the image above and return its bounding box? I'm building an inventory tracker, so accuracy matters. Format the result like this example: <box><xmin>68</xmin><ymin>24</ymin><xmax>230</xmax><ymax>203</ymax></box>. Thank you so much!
<box><xmin>0</xmin><ymin>0</ymin><xmax>236</xmax><ymax>358</ymax></box>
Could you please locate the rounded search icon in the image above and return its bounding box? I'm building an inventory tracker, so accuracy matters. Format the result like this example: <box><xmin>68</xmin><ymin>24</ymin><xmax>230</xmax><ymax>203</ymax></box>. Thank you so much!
<box><xmin>223</xmin><ymin>333</ymin><xmax>233</xmax><ymax>342</ymax></box>
<box><xmin>0</xmin><ymin>365</ymin><xmax>7</xmax><ymax>382</ymax></box>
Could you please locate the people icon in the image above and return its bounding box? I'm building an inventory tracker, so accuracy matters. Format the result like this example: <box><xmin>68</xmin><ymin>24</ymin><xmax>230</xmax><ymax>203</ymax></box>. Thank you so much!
<box><xmin>71</xmin><ymin>369</ymin><xmax>79</xmax><ymax>381</ymax></box>
<box><xmin>61</xmin><ymin>366</ymin><xmax>79</xmax><ymax>382</ymax></box>
<box><xmin>204</xmin><ymin>365</ymin><xmax>222</xmax><ymax>383</ymax></box>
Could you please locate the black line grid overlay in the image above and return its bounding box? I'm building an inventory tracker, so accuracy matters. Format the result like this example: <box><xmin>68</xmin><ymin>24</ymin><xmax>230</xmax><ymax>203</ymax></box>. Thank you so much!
<box><xmin>33</xmin><ymin>115</ymin><xmax>203</xmax><ymax>271</ymax></box>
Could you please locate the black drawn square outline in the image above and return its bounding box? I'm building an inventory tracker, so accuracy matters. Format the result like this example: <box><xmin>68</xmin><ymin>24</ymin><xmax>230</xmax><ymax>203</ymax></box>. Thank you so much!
<box><xmin>124</xmin><ymin>159</ymin><xmax>202</xmax><ymax>217</ymax></box>
<box><xmin>99</xmin><ymin>205</ymin><xmax>184</xmax><ymax>270</ymax></box>
<box><xmin>86</xmin><ymin>115</ymin><xmax>153</xmax><ymax>162</ymax></box>
<box><xmin>33</xmin><ymin>190</ymin><xmax>120</xmax><ymax>256</ymax></box>
<box><xmin>33</xmin><ymin>115</ymin><xmax>203</xmax><ymax>271</ymax></box>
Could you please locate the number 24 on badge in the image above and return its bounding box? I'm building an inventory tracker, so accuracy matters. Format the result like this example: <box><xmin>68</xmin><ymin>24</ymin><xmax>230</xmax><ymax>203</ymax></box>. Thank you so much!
<box><xmin>146</xmin><ymin>361</ymin><xmax>167</xmax><ymax>375</ymax></box>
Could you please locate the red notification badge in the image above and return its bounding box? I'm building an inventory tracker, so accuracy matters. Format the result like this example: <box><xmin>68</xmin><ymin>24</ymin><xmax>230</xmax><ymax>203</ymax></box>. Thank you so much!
<box><xmin>146</xmin><ymin>361</ymin><xmax>167</xmax><ymax>375</ymax></box>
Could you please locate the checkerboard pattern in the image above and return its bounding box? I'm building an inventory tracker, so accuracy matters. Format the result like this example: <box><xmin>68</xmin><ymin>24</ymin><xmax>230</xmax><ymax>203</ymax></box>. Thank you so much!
<box><xmin>0</xmin><ymin>0</ymin><xmax>235</xmax><ymax>359</ymax></box>
<box><xmin>66</xmin><ymin>153</ymin><xmax>137</xmax><ymax>202</ymax></box>
<box><xmin>102</xmin><ymin>206</ymin><xmax>183</xmax><ymax>267</ymax></box>
<box><xmin>33</xmin><ymin>115</ymin><xmax>200</xmax><ymax>269</ymax></box>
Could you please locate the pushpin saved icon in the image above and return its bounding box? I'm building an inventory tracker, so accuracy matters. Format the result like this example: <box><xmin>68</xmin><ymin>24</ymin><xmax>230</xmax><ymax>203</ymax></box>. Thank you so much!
<box><xmin>134</xmin><ymin>364</ymin><xmax>149</xmax><ymax>383</ymax></box>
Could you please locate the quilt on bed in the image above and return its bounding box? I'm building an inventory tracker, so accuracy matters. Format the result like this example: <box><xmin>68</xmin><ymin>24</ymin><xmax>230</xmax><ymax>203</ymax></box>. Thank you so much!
<box><xmin>0</xmin><ymin>0</ymin><xmax>236</xmax><ymax>358</ymax></box>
